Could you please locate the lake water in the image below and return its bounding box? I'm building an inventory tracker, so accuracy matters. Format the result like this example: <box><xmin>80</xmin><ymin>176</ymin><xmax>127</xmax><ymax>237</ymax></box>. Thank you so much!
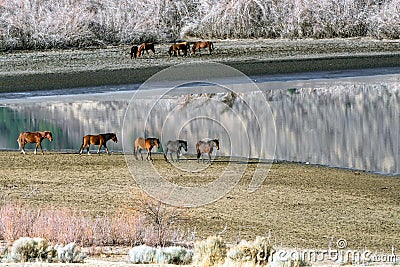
<box><xmin>1</xmin><ymin>67</ymin><xmax>399</xmax><ymax>175</ymax></box>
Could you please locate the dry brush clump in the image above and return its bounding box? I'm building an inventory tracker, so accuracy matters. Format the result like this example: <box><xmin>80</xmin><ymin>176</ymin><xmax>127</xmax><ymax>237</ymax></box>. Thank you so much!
<box><xmin>194</xmin><ymin>235</ymin><xmax>227</xmax><ymax>266</ymax></box>
<box><xmin>126</xmin><ymin>244</ymin><xmax>193</xmax><ymax>264</ymax></box>
<box><xmin>2</xmin><ymin>237</ymin><xmax>86</xmax><ymax>263</ymax></box>
<box><xmin>225</xmin><ymin>236</ymin><xmax>274</xmax><ymax>266</ymax></box>
<box><xmin>0</xmin><ymin>0</ymin><xmax>399</xmax><ymax>50</ymax></box>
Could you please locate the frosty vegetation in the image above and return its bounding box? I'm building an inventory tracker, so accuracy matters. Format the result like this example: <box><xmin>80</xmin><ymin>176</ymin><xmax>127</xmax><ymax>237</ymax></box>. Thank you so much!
<box><xmin>3</xmin><ymin>237</ymin><xmax>85</xmax><ymax>263</ymax></box>
<box><xmin>0</xmin><ymin>0</ymin><xmax>399</xmax><ymax>50</ymax></box>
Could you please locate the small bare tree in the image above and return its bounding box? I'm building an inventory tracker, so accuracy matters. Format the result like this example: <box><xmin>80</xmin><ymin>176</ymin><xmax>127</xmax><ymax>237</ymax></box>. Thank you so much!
<box><xmin>130</xmin><ymin>192</ymin><xmax>183</xmax><ymax>246</ymax></box>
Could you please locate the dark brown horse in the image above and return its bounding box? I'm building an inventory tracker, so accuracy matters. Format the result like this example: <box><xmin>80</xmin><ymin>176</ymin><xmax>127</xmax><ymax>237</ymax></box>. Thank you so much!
<box><xmin>136</xmin><ymin>42</ymin><xmax>155</xmax><ymax>58</ymax></box>
<box><xmin>79</xmin><ymin>133</ymin><xmax>118</xmax><ymax>155</ymax></box>
<box><xmin>17</xmin><ymin>131</ymin><xmax>53</xmax><ymax>155</ymax></box>
<box><xmin>191</xmin><ymin>41</ymin><xmax>214</xmax><ymax>55</ymax></box>
<box><xmin>134</xmin><ymin>137</ymin><xmax>160</xmax><ymax>161</ymax></box>
<box><xmin>196</xmin><ymin>138</ymin><xmax>219</xmax><ymax>163</ymax></box>
<box><xmin>168</xmin><ymin>42</ymin><xmax>190</xmax><ymax>57</ymax></box>
<box><xmin>130</xmin><ymin>45</ymin><xmax>138</xmax><ymax>59</ymax></box>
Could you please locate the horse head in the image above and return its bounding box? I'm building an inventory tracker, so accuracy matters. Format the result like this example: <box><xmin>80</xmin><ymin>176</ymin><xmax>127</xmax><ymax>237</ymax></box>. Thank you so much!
<box><xmin>213</xmin><ymin>139</ymin><xmax>219</xmax><ymax>150</ymax></box>
<box><xmin>154</xmin><ymin>138</ymin><xmax>160</xmax><ymax>149</ymax></box>
<box><xmin>182</xmin><ymin>140</ymin><xmax>188</xmax><ymax>152</ymax></box>
<box><xmin>45</xmin><ymin>131</ymin><xmax>53</xmax><ymax>142</ymax></box>
<box><xmin>112</xmin><ymin>133</ymin><xmax>118</xmax><ymax>143</ymax></box>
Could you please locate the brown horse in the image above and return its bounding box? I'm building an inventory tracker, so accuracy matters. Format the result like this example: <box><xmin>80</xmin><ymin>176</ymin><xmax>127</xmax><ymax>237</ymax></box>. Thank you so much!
<box><xmin>17</xmin><ymin>131</ymin><xmax>53</xmax><ymax>155</ymax></box>
<box><xmin>196</xmin><ymin>138</ymin><xmax>219</xmax><ymax>163</ymax></box>
<box><xmin>168</xmin><ymin>42</ymin><xmax>190</xmax><ymax>57</ymax></box>
<box><xmin>191</xmin><ymin>41</ymin><xmax>214</xmax><ymax>55</ymax></box>
<box><xmin>79</xmin><ymin>133</ymin><xmax>118</xmax><ymax>155</ymax></box>
<box><xmin>134</xmin><ymin>137</ymin><xmax>160</xmax><ymax>161</ymax></box>
<box><xmin>130</xmin><ymin>45</ymin><xmax>138</xmax><ymax>59</ymax></box>
<box><xmin>136</xmin><ymin>42</ymin><xmax>155</xmax><ymax>58</ymax></box>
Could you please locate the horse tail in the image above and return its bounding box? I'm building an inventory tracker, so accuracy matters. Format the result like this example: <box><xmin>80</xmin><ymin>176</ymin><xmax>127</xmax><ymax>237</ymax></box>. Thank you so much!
<box><xmin>133</xmin><ymin>140</ymin><xmax>138</xmax><ymax>159</ymax></box>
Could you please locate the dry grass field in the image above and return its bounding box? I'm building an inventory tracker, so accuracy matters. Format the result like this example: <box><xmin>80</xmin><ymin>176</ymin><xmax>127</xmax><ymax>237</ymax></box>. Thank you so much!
<box><xmin>1</xmin><ymin>151</ymin><xmax>399</xmax><ymax>254</ymax></box>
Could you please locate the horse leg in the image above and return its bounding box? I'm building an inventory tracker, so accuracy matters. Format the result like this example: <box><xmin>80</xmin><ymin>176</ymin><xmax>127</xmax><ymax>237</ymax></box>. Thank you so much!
<box><xmin>164</xmin><ymin>148</ymin><xmax>168</xmax><ymax>161</ymax></box>
<box><xmin>20</xmin><ymin>141</ymin><xmax>26</xmax><ymax>155</ymax></box>
<box><xmin>147</xmin><ymin>148</ymin><xmax>152</xmax><ymax>161</ymax></box>
<box><xmin>79</xmin><ymin>143</ymin><xmax>85</xmax><ymax>154</ymax></box>
<box><xmin>35</xmin><ymin>142</ymin><xmax>42</xmax><ymax>155</ymax></box>
<box><xmin>39</xmin><ymin>142</ymin><xmax>45</xmax><ymax>155</ymax></box>
<box><xmin>208</xmin><ymin>152</ymin><xmax>212</xmax><ymax>163</ymax></box>
<box><xmin>197</xmin><ymin>150</ymin><xmax>201</xmax><ymax>163</ymax></box>
<box><xmin>176</xmin><ymin>151</ymin><xmax>180</xmax><ymax>162</ymax></box>
<box><xmin>104</xmin><ymin>144</ymin><xmax>109</xmax><ymax>155</ymax></box>
<box><xmin>139</xmin><ymin>148</ymin><xmax>144</xmax><ymax>160</ymax></box>
<box><xmin>87</xmin><ymin>145</ymin><xmax>91</xmax><ymax>155</ymax></box>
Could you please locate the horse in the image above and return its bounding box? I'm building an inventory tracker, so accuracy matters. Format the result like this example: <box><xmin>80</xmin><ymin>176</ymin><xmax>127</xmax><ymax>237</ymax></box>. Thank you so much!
<box><xmin>168</xmin><ymin>42</ymin><xmax>190</xmax><ymax>57</ymax></box>
<box><xmin>17</xmin><ymin>131</ymin><xmax>53</xmax><ymax>155</ymax></box>
<box><xmin>196</xmin><ymin>138</ymin><xmax>219</xmax><ymax>163</ymax></box>
<box><xmin>136</xmin><ymin>42</ymin><xmax>155</xmax><ymax>58</ymax></box>
<box><xmin>79</xmin><ymin>133</ymin><xmax>118</xmax><ymax>155</ymax></box>
<box><xmin>130</xmin><ymin>45</ymin><xmax>138</xmax><ymax>59</ymax></box>
<box><xmin>164</xmin><ymin>140</ymin><xmax>188</xmax><ymax>162</ymax></box>
<box><xmin>191</xmin><ymin>41</ymin><xmax>214</xmax><ymax>55</ymax></box>
<box><xmin>134</xmin><ymin>137</ymin><xmax>160</xmax><ymax>161</ymax></box>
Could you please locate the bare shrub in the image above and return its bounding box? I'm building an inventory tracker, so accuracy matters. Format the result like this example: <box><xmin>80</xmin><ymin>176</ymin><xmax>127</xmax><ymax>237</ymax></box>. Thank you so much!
<box><xmin>0</xmin><ymin>201</ymin><xmax>141</xmax><ymax>247</ymax></box>
<box><xmin>130</xmin><ymin>191</ymin><xmax>184</xmax><ymax>246</ymax></box>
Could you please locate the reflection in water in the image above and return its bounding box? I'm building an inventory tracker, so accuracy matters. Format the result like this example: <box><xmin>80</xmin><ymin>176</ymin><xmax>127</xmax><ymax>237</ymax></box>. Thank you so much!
<box><xmin>0</xmin><ymin>73</ymin><xmax>399</xmax><ymax>174</ymax></box>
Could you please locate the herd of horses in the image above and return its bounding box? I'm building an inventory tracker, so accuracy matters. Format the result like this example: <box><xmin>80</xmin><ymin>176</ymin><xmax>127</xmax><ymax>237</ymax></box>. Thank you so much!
<box><xmin>17</xmin><ymin>131</ymin><xmax>220</xmax><ymax>163</ymax></box>
<box><xmin>130</xmin><ymin>41</ymin><xmax>214</xmax><ymax>59</ymax></box>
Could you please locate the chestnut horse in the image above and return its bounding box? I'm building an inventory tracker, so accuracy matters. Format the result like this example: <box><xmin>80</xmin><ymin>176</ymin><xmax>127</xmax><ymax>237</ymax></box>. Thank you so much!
<box><xmin>130</xmin><ymin>45</ymin><xmax>138</xmax><ymax>59</ymax></box>
<box><xmin>191</xmin><ymin>41</ymin><xmax>214</xmax><ymax>55</ymax></box>
<box><xmin>196</xmin><ymin>138</ymin><xmax>219</xmax><ymax>163</ymax></box>
<box><xmin>168</xmin><ymin>42</ymin><xmax>190</xmax><ymax>57</ymax></box>
<box><xmin>17</xmin><ymin>131</ymin><xmax>53</xmax><ymax>155</ymax></box>
<box><xmin>134</xmin><ymin>137</ymin><xmax>160</xmax><ymax>161</ymax></box>
<box><xmin>79</xmin><ymin>133</ymin><xmax>118</xmax><ymax>155</ymax></box>
<box><xmin>136</xmin><ymin>42</ymin><xmax>155</xmax><ymax>58</ymax></box>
